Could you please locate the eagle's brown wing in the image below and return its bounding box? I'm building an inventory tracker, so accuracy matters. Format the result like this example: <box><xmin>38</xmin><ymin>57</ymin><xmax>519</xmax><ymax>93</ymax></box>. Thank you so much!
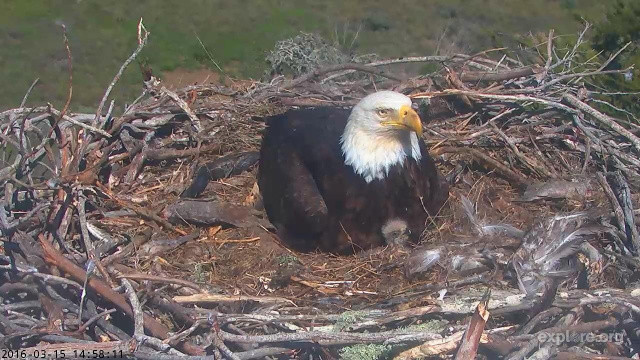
<box><xmin>417</xmin><ymin>139</ymin><xmax>449</xmax><ymax>217</ymax></box>
<box><xmin>257</xmin><ymin>113</ymin><xmax>331</xmax><ymax>251</ymax></box>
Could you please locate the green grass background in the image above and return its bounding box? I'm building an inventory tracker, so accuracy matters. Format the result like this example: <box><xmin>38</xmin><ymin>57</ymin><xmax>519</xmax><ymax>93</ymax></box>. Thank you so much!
<box><xmin>0</xmin><ymin>0</ymin><xmax>606</xmax><ymax>111</ymax></box>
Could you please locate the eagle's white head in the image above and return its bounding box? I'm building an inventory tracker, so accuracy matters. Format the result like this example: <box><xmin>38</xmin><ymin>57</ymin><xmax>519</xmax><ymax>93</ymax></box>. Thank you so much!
<box><xmin>340</xmin><ymin>91</ymin><xmax>423</xmax><ymax>183</ymax></box>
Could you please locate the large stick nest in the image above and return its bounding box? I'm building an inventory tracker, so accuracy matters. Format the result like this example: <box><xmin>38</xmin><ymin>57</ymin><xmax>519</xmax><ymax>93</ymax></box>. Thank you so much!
<box><xmin>1</xmin><ymin>22</ymin><xmax>639</xmax><ymax>359</ymax></box>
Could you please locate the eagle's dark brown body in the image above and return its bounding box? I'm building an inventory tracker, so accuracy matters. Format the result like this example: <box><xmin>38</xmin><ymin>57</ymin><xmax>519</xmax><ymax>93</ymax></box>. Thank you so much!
<box><xmin>258</xmin><ymin>107</ymin><xmax>448</xmax><ymax>254</ymax></box>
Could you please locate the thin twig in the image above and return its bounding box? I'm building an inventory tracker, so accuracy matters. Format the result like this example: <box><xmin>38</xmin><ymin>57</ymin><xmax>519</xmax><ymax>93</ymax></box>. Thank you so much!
<box><xmin>412</xmin><ymin>89</ymin><xmax>578</xmax><ymax>114</ymax></box>
<box><xmin>57</xmin><ymin>24</ymin><xmax>73</xmax><ymax>126</ymax></box>
<box><xmin>159</xmin><ymin>87</ymin><xmax>202</xmax><ymax>132</ymax></box>
<box><xmin>564</xmin><ymin>93</ymin><xmax>640</xmax><ymax>153</ymax></box>
<box><xmin>19</xmin><ymin>78</ymin><xmax>40</xmax><ymax>108</ymax></box>
<box><xmin>93</xmin><ymin>18</ymin><xmax>149</xmax><ymax>129</ymax></box>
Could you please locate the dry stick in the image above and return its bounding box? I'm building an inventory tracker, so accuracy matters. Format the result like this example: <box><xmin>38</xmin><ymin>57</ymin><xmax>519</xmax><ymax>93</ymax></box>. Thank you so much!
<box><xmin>597</xmin><ymin>41</ymin><xmax>632</xmax><ymax>73</ymax></box>
<box><xmin>0</xmin><ymin>132</ymin><xmax>21</xmax><ymax>150</ymax></box>
<box><xmin>16</xmin><ymin>111</ymin><xmax>34</xmax><ymax>157</ymax></box>
<box><xmin>529</xmin><ymin>308</ymin><xmax>583</xmax><ymax>360</ymax></box>
<box><xmin>552</xmin><ymin>23</ymin><xmax>591</xmax><ymax>71</ymax></box>
<box><xmin>609</xmin><ymin>171</ymin><xmax>640</xmax><ymax>253</ymax></box>
<box><xmin>121</xmin><ymin>278</ymin><xmax>184</xmax><ymax>355</ymax></box>
<box><xmin>160</xmin><ymin>87</ymin><xmax>202</xmax><ymax>132</ymax></box>
<box><xmin>512</xmin><ymin>318</ymin><xmax>619</xmax><ymax>343</ymax></box>
<box><xmin>145</xmin><ymin>142</ymin><xmax>221</xmax><ymax>161</ymax></box>
<box><xmin>47</xmin><ymin>24</ymin><xmax>73</xmax><ymax>187</ymax></box>
<box><xmin>222</xmin><ymin>324</ymin><xmax>255</xmax><ymax>354</ymax></box>
<box><xmin>515</xmin><ymin>307</ymin><xmax>563</xmax><ymax>336</ymax></box>
<box><xmin>576</xmin><ymin>296</ymin><xmax>640</xmax><ymax>316</ymax></box>
<box><xmin>544</xmin><ymin>29</ymin><xmax>555</xmax><ymax>72</ymax></box>
<box><xmin>581</xmin><ymin>137</ymin><xmax>591</xmax><ymax>173</ymax></box>
<box><xmin>19</xmin><ymin>78</ymin><xmax>40</xmax><ymax>108</ymax></box>
<box><xmin>0</xmin><ymin>106</ymin><xmax>80</xmax><ymax>119</ymax></box>
<box><xmin>92</xmin><ymin>18</ymin><xmax>148</xmax><ymax>129</ymax></box>
<box><xmin>212</xmin><ymin>332</ymin><xmax>241</xmax><ymax>360</ymax></box>
<box><xmin>418</xmin><ymin>88</ymin><xmax>639</xmax><ymax>173</ymax></box>
<box><xmin>571</xmin><ymin>114</ymin><xmax>640</xmax><ymax>169</ymax></box>
<box><xmin>38</xmin><ymin>236</ymin><xmax>205</xmax><ymax>356</ymax></box>
<box><xmin>163</xmin><ymin>319</ymin><xmax>209</xmax><ymax>347</ymax></box>
<box><xmin>76</xmin><ymin>308</ymin><xmax>117</xmax><ymax>334</ymax></box>
<box><xmin>500</xmin><ymin>68</ymin><xmax>632</xmax><ymax>95</ymax></box>
<box><xmin>546</xmin><ymin>307</ymin><xmax>582</xmax><ymax>352</ymax></box>
<box><xmin>213</xmin><ymin>312</ymin><xmax>343</xmax><ymax>324</ymax></box>
<box><xmin>455</xmin><ymin>48</ymin><xmax>513</xmax><ymax>69</ymax></box>
<box><xmin>53</xmin><ymin>112</ymin><xmax>111</xmax><ymax>137</ymax></box>
<box><xmin>255</xmin><ymin>62</ymin><xmax>404</xmax><ymax>101</ymax></box>
<box><xmin>490</xmin><ymin>122</ymin><xmax>554</xmax><ymax>178</ymax></box>
<box><xmin>120</xmin><ymin>279</ymin><xmax>143</xmax><ymax>336</ymax></box>
<box><xmin>77</xmin><ymin>191</ymin><xmax>114</xmax><ymax>287</ymax></box>
<box><xmin>460</xmin><ymin>66</ymin><xmax>539</xmax><ymax>83</ymax></box>
<box><xmin>394</xmin><ymin>330</ymin><xmax>516</xmax><ymax>360</ymax></box>
<box><xmin>15</xmin><ymin>79</ymin><xmax>40</xmax><ymax>155</ymax></box>
<box><xmin>528</xmin><ymin>130</ymin><xmax>559</xmax><ymax>178</ymax></box>
<box><xmin>25</xmin><ymin>271</ymin><xmax>84</xmax><ymax>290</ymax></box>
<box><xmin>173</xmin><ymin>293</ymin><xmax>295</xmax><ymax>306</ymax></box>
<box><xmin>345</xmin><ymin>305</ymin><xmax>440</xmax><ymax>332</ymax></box>
<box><xmin>48</xmin><ymin>180</ymin><xmax>73</xmax><ymax>250</ymax></box>
<box><xmin>219</xmin><ymin>328</ymin><xmax>440</xmax><ymax>346</ymax></box>
<box><xmin>528</xmin><ymin>344</ymin><xmax>556</xmax><ymax>360</ymax></box>
<box><xmin>146</xmin><ymin>294</ymin><xmax>201</xmax><ymax>332</ymax></box>
<box><xmin>455</xmin><ymin>292</ymin><xmax>491</xmax><ymax>360</ymax></box>
<box><xmin>6</xmin><ymin>119</ymin><xmax>50</xmax><ymax>178</ymax></box>
<box><xmin>235</xmin><ymin>347</ymin><xmax>294</xmax><ymax>360</ymax></box>
<box><xmin>591</xmin><ymin>97</ymin><xmax>639</xmax><ymax>122</ymax></box>
<box><xmin>6</xmin><ymin>203</ymin><xmax>48</xmax><ymax>232</ymax></box>
<box><xmin>98</xmin><ymin>184</ymin><xmax>186</xmax><ymax>236</ymax></box>
<box><xmin>598</xmin><ymin>172</ymin><xmax>634</xmax><ymax>253</ymax></box>
<box><xmin>394</xmin><ymin>331</ymin><xmax>472</xmax><ymax>359</ymax></box>
<box><xmin>320</xmin><ymin>56</ymin><xmax>454</xmax><ymax>83</ymax></box>
<box><xmin>124</xmin><ymin>148</ymin><xmax>147</xmax><ymax>184</ymax></box>
<box><xmin>41</xmin><ymin>27</ymin><xmax>75</xmax><ymax>253</ymax></box>
<box><xmin>570</xmin><ymin>41</ymin><xmax>633</xmax><ymax>86</ymax></box>
<box><xmin>36</xmin><ymin>27</ymin><xmax>73</xmax><ymax>209</ymax></box>
<box><xmin>412</xmin><ymin>89</ymin><xmax>578</xmax><ymax>115</ymax></box>
<box><xmin>0</xmin><ymin>300</ymin><xmax>40</xmax><ymax>312</ymax></box>
<box><xmin>514</xmin><ymin>319</ymin><xmax>621</xmax><ymax>360</ymax></box>
<box><xmin>507</xmin><ymin>307</ymin><xmax>579</xmax><ymax>360</ymax></box>
<box><xmin>2</xmin><ymin>107</ymin><xmax>111</xmax><ymax>137</ymax></box>
<box><xmin>100</xmin><ymin>99</ymin><xmax>115</xmax><ymax>137</ymax></box>
<box><xmin>78</xmin><ymin>18</ymin><xmax>149</xmax><ymax>162</ymax></box>
<box><xmin>563</xmin><ymin>93</ymin><xmax>640</xmax><ymax>153</ymax></box>
<box><xmin>77</xmin><ymin>260</ymin><xmax>95</xmax><ymax>330</ymax></box>
<box><xmin>56</xmin><ymin>24</ymin><xmax>73</xmax><ymax>131</ymax></box>
<box><xmin>117</xmin><ymin>273</ymin><xmax>202</xmax><ymax>291</ymax></box>
<box><xmin>322</xmin><ymin>50</ymin><xmax>508</xmax><ymax>83</ymax></box>
<box><xmin>438</xmin><ymin>146</ymin><xmax>528</xmax><ymax>189</ymax></box>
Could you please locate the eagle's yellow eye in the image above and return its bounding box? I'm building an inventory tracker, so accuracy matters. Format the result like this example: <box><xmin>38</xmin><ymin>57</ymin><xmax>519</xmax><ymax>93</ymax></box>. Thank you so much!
<box><xmin>376</xmin><ymin>109</ymin><xmax>391</xmax><ymax>117</ymax></box>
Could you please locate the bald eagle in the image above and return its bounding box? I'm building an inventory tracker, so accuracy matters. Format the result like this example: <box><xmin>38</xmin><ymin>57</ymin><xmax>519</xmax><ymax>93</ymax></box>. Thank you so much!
<box><xmin>258</xmin><ymin>91</ymin><xmax>449</xmax><ymax>254</ymax></box>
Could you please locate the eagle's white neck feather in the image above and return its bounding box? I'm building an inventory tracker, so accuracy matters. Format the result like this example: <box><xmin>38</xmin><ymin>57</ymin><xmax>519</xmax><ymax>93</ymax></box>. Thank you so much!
<box><xmin>341</xmin><ymin>122</ymin><xmax>421</xmax><ymax>183</ymax></box>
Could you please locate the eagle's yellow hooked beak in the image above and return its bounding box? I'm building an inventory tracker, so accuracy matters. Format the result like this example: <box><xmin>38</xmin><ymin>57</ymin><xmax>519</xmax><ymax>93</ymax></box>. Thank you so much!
<box><xmin>382</xmin><ymin>105</ymin><xmax>423</xmax><ymax>135</ymax></box>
